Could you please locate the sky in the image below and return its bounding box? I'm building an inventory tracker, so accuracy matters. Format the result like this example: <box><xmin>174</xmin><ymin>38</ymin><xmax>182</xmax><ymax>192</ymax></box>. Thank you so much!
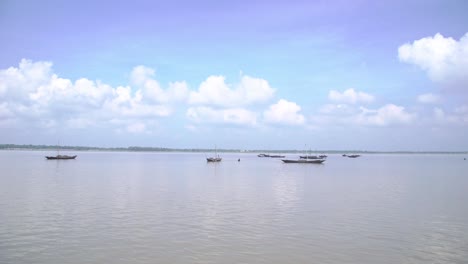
<box><xmin>0</xmin><ymin>0</ymin><xmax>467</xmax><ymax>151</ymax></box>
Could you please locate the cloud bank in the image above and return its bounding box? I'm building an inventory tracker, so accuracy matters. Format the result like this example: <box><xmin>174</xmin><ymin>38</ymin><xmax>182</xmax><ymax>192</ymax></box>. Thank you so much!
<box><xmin>0</xmin><ymin>59</ymin><xmax>301</xmax><ymax>133</ymax></box>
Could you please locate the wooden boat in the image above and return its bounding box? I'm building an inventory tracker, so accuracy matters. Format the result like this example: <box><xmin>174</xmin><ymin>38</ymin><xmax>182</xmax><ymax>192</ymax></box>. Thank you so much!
<box><xmin>206</xmin><ymin>157</ymin><xmax>222</xmax><ymax>162</ymax></box>
<box><xmin>207</xmin><ymin>146</ymin><xmax>222</xmax><ymax>162</ymax></box>
<box><xmin>282</xmin><ymin>159</ymin><xmax>325</xmax><ymax>164</ymax></box>
<box><xmin>269</xmin><ymin>155</ymin><xmax>285</xmax><ymax>158</ymax></box>
<box><xmin>300</xmin><ymin>155</ymin><xmax>327</xmax><ymax>159</ymax></box>
<box><xmin>46</xmin><ymin>141</ymin><xmax>76</xmax><ymax>160</ymax></box>
<box><xmin>46</xmin><ymin>155</ymin><xmax>77</xmax><ymax>160</ymax></box>
<box><xmin>300</xmin><ymin>155</ymin><xmax>321</xmax><ymax>159</ymax></box>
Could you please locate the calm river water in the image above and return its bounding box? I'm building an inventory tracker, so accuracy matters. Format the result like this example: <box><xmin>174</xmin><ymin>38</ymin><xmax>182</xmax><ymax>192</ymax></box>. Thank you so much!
<box><xmin>1</xmin><ymin>151</ymin><xmax>467</xmax><ymax>263</ymax></box>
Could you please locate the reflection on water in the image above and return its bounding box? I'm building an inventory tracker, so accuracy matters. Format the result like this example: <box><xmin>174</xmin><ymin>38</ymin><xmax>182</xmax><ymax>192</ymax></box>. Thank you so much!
<box><xmin>0</xmin><ymin>151</ymin><xmax>467</xmax><ymax>264</ymax></box>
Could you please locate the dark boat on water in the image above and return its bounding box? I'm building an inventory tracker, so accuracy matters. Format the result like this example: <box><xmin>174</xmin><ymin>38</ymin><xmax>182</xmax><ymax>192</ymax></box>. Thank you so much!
<box><xmin>207</xmin><ymin>146</ymin><xmax>222</xmax><ymax>162</ymax></box>
<box><xmin>258</xmin><ymin>153</ymin><xmax>285</xmax><ymax>158</ymax></box>
<box><xmin>46</xmin><ymin>155</ymin><xmax>77</xmax><ymax>160</ymax></box>
<box><xmin>300</xmin><ymin>155</ymin><xmax>327</xmax><ymax>159</ymax></box>
<box><xmin>269</xmin><ymin>155</ymin><xmax>285</xmax><ymax>158</ymax></box>
<box><xmin>46</xmin><ymin>142</ymin><xmax>76</xmax><ymax>160</ymax></box>
<box><xmin>282</xmin><ymin>159</ymin><xmax>325</xmax><ymax>164</ymax></box>
<box><xmin>300</xmin><ymin>155</ymin><xmax>320</xmax><ymax>159</ymax></box>
<box><xmin>343</xmin><ymin>154</ymin><xmax>361</xmax><ymax>158</ymax></box>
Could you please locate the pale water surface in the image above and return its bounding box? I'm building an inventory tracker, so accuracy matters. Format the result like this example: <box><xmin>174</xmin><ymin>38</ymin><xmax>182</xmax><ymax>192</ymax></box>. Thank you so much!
<box><xmin>1</xmin><ymin>151</ymin><xmax>467</xmax><ymax>264</ymax></box>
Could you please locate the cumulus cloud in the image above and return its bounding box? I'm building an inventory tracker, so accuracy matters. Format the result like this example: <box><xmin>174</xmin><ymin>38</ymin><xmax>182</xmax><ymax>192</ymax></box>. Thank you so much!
<box><xmin>189</xmin><ymin>75</ymin><xmax>275</xmax><ymax>107</ymax></box>
<box><xmin>328</xmin><ymin>88</ymin><xmax>375</xmax><ymax>104</ymax></box>
<box><xmin>356</xmin><ymin>104</ymin><xmax>415</xmax><ymax>126</ymax></box>
<box><xmin>0</xmin><ymin>59</ymin><xmax>52</xmax><ymax>99</ymax></box>
<box><xmin>417</xmin><ymin>93</ymin><xmax>440</xmax><ymax>104</ymax></box>
<box><xmin>0</xmin><ymin>59</ymin><xmax>176</xmax><ymax>132</ymax></box>
<box><xmin>398</xmin><ymin>33</ymin><xmax>468</xmax><ymax>87</ymax></box>
<box><xmin>130</xmin><ymin>65</ymin><xmax>189</xmax><ymax>103</ymax></box>
<box><xmin>186</xmin><ymin>106</ymin><xmax>257</xmax><ymax>126</ymax></box>
<box><xmin>263</xmin><ymin>99</ymin><xmax>305</xmax><ymax>125</ymax></box>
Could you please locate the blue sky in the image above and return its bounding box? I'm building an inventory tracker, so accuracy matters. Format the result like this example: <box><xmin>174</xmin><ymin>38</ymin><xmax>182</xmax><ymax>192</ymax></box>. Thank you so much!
<box><xmin>1</xmin><ymin>0</ymin><xmax>467</xmax><ymax>150</ymax></box>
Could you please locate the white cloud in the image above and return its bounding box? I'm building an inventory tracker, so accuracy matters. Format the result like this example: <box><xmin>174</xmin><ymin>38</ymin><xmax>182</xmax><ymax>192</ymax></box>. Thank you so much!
<box><xmin>0</xmin><ymin>60</ymin><xmax>175</xmax><ymax>134</ymax></box>
<box><xmin>102</xmin><ymin>86</ymin><xmax>172</xmax><ymax>118</ymax></box>
<box><xmin>356</xmin><ymin>104</ymin><xmax>415</xmax><ymax>126</ymax></box>
<box><xmin>328</xmin><ymin>88</ymin><xmax>375</xmax><ymax>104</ymax></box>
<box><xmin>417</xmin><ymin>93</ymin><xmax>440</xmax><ymax>104</ymax></box>
<box><xmin>189</xmin><ymin>75</ymin><xmax>275</xmax><ymax>107</ymax></box>
<box><xmin>0</xmin><ymin>59</ymin><xmax>52</xmax><ymax>99</ymax></box>
<box><xmin>263</xmin><ymin>99</ymin><xmax>305</xmax><ymax>125</ymax></box>
<box><xmin>130</xmin><ymin>65</ymin><xmax>189</xmax><ymax>103</ymax></box>
<box><xmin>186</xmin><ymin>106</ymin><xmax>257</xmax><ymax>126</ymax></box>
<box><xmin>398</xmin><ymin>33</ymin><xmax>468</xmax><ymax>87</ymax></box>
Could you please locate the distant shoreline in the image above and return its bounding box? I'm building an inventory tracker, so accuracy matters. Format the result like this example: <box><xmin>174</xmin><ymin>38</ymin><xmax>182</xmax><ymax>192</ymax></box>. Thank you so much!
<box><xmin>1</xmin><ymin>144</ymin><xmax>467</xmax><ymax>154</ymax></box>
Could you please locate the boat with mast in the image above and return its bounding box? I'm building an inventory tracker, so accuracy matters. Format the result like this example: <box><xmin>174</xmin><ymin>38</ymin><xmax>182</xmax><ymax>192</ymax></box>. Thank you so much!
<box><xmin>45</xmin><ymin>142</ymin><xmax>77</xmax><ymax>160</ymax></box>
<box><xmin>282</xmin><ymin>145</ymin><xmax>324</xmax><ymax>164</ymax></box>
<box><xmin>206</xmin><ymin>145</ymin><xmax>222</xmax><ymax>162</ymax></box>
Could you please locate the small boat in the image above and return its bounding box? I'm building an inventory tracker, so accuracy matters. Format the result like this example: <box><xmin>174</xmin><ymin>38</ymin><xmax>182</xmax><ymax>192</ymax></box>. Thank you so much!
<box><xmin>319</xmin><ymin>155</ymin><xmax>327</xmax><ymax>158</ymax></box>
<box><xmin>347</xmin><ymin>154</ymin><xmax>361</xmax><ymax>158</ymax></box>
<box><xmin>207</xmin><ymin>146</ymin><xmax>222</xmax><ymax>162</ymax></box>
<box><xmin>258</xmin><ymin>154</ymin><xmax>270</xmax><ymax>157</ymax></box>
<box><xmin>300</xmin><ymin>155</ymin><xmax>321</xmax><ymax>159</ymax></box>
<box><xmin>46</xmin><ymin>141</ymin><xmax>76</xmax><ymax>160</ymax></box>
<box><xmin>269</xmin><ymin>155</ymin><xmax>285</xmax><ymax>158</ymax></box>
<box><xmin>206</xmin><ymin>157</ymin><xmax>222</xmax><ymax>162</ymax></box>
<box><xmin>46</xmin><ymin>155</ymin><xmax>77</xmax><ymax>160</ymax></box>
<box><xmin>282</xmin><ymin>159</ymin><xmax>325</xmax><ymax>164</ymax></box>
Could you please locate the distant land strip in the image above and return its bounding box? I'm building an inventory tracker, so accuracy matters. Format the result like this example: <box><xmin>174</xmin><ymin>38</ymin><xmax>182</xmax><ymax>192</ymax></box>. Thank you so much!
<box><xmin>0</xmin><ymin>144</ymin><xmax>467</xmax><ymax>154</ymax></box>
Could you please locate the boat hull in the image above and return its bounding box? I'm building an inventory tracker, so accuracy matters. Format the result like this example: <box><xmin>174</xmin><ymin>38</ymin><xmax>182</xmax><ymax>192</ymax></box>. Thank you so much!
<box><xmin>282</xmin><ymin>159</ymin><xmax>325</xmax><ymax>164</ymax></box>
<box><xmin>206</xmin><ymin>158</ymin><xmax>222</xmax><ymax>162</ymax></box>
<box><xmin>46</xmin><ymin>155</ymin><xmax>77</xmax><ymax>160</ymax></box>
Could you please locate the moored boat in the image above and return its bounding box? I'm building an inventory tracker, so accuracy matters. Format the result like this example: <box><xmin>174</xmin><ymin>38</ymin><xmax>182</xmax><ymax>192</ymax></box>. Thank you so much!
<box><xmin>282</xmin><ymin>159</ymin><xmax>325</xmax><ymax>164</ymax></box>
<box><xmin>206</xmin><ymin>157</ymin><xmax>222</xmax><ymax>162</ymax></box>
<box><xmin>269</xmin><ymin>155</ymin><xmax>285</xmax><ymax>158</ymax></box>
<box><xmin>300</xmin><ymin>155</ymin><xmax>321</xmax><ymax>159</ymax></box>
<box><xmin>46</xmin><ymin>155</ymin><xmax>77</xmax><ymax>160</ymax></box>
<box><xmin>207</xmin><ymin>145</ymin><xmax>222</xmax><ymax>162</ymax></box>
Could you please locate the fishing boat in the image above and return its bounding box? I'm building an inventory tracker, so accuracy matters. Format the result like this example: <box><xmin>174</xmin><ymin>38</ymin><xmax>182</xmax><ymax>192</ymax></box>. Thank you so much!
<box><xmin>207</xmin><ymin>146</ymin><xmax>222</xmax><ymax>162</ymax></box>
<box><xmin>300</xmin><ymin>155</ymin><xmax>321</xmax><ymax>159</ymax></box>
<box><xmin>269</xmin><ymin>154</ymin><xmax>285</xmax><ymax>158</ymax></box>
<box><xmin>45</xmin><ymin>142</ymin><xmax>77</xmax><ymax>160</ymax></box>
<box><xmin>46</xmin><ymin>155</ymin><xmax>77</xmax><ymax>160</ymax></box>
<box><xmin>282</xmin><ymin>159</ymin><xmax>325</xmax><ymax>164</ymax></box>
<box><xmin>347</xmin><ymin>154</ymin><xmax>361</xmax><ymax>158</ymax></box>
<box><xmin>258</xmin><ymin>153</ymin><xmax>270</xmax><ymax>157</ymax></box>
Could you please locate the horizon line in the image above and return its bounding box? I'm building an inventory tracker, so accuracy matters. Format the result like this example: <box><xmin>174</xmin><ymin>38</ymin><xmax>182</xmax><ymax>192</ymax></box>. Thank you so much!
<box><xmin>1</xmin><ymin>144</ymin><xmax>467</xmax><ymax>154</ymax></box>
